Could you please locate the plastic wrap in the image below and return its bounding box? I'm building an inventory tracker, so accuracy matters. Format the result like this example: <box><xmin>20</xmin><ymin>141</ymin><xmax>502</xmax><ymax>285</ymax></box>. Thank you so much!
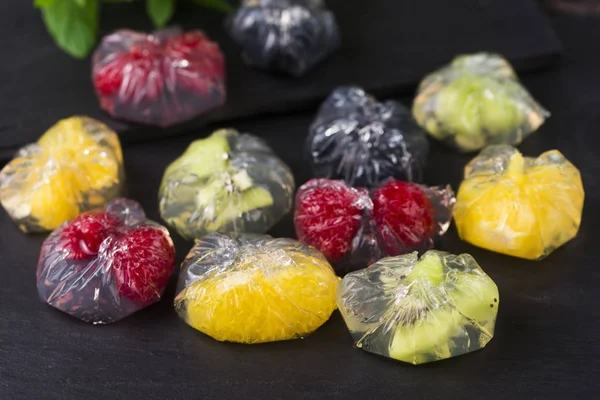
<box><xmin>159</xmin><ymin>129</ymin><xmax>295</xmax><ymax>240</ymax></box>
<box><xmin>227</xmin><ymin>0</ymin><xmax>340</xmax><ymax>76</ymax></box>
<box><xmin>92</xmin><ymin>27</ymin><xmax>225</xmax><ymax>127</ymax></box>
<box><xmin>0</xmin><ymin>116</ymin><xmax>124</xmax><ymax>233</ymax></box>
<box><xmin>337</xmin><ymin>250</ymin><xmax>499</xmax><ymax>365</ymax></box>
<box><xmin>307</xmin><ymin>86</ymin><xmax>429</xmax><ymax>188</ymax></box>
<box><xmin>36</xmin><ymin>198</ymin><xmax>176</xmax><ymax>324</ymax></box>
<box><xmin>413</xmin><ymin>53</ymin><xmax>548</xmax><ymax>152</ymax></box>
<box><xmin>294</xmin><ymin>178</ymin><xmax>455</xmax><ymax>274</ymax></box>
<box><xmin>174</xmin><ymin>233</ymin><xmax>338</xmax><ymax>343</ymax></box>
<box><xmin>454</xmin><ymin>145</ymin><xmax>585</xmax><ymax>260</ymax></box>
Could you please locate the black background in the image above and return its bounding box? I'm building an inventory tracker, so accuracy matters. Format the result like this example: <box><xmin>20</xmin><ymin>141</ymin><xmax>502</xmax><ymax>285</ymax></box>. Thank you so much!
<box><xmin>0</xmin><ymin>0</ymin><xmax>560</xmax><ymax>159</ymax></box>
<box><xmin>1</xmin><ymin>2</ymin><xmax>599</xmax><ymax>399</ymax></box>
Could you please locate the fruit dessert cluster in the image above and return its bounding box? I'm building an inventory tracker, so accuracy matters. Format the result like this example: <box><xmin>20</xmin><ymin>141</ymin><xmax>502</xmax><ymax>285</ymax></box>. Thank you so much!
<box><xmin>413</xmin><ymin>53</ymin><xmax>548</xmax><ymax>152</ymax></box>
<box><xmin>294</xmin><ymin>178</ymin><xmax>455</xmax><ymax>274</ymax></box>
<box><xmin>337</xmin><ymin>251</ymin><xmax>499</xmax><ymax>365</ymax></box>
<box><xmin>159</xmin><ymin>129</ymin><xmax>295</xmax><ymax>240</ymax></box>
<box><xmin>174</xmin><ymin>233</ymin><xmax>338</xmax><ymax>343</ymax></box>
<box><xmin>0</xmin><ymin>116</ymin><xmax>124</xmax><ymax>233</ymax></box>
<box><xmin>454</xmin><ymin>145</ymin><xmax>585</xmax><ymax>260</ymax></box>
<box><xmin>228</xmin><ymin>0</ymin><xmax>341</xmax><ymax>76</ymax></box>
<box><xmin>92</xmin><ymin>27</ymin><xmax>225</xmax><ymax>127</ymax></box>
<box><xmin>37</xmin><ymin>198</ymin><xmax>176</xmax><ymax>324</ymax></box>
<box><xmin>307</xmin><ymin>86</ymin><xmax>429</xmax><ymax>188</ymax></box>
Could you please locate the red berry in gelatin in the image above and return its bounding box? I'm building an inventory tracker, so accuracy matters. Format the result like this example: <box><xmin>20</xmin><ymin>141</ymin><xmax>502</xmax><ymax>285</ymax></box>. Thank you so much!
<box><xmin>294</xmin><ymin>179</ymin><xmax>364</xmax><ymax>262</ymax></box>
<box><xmin>111</xmin><ymin>226</ymin><xmax>175</xmax><ymax>307</ymax></box>
<box><xmin>92</xmin><ymin>28</ymin><xmax>225</xmax><ymax>127</ymax></box>
<box><xmin>372</xmin><ymin>180</ymin><xmax>435</xmax><ymax>255</ymax></box>
<box><xmin>59</xmin><ymin>212</ymin><xmax>122</xmax><ymax>260</ymax></box>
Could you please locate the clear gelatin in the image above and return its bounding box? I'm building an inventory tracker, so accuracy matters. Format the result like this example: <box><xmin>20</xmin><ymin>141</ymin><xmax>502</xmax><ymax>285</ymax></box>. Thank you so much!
<box><xmin>227</xmin><ymin>0</ymin><xmax>341</xmax><ymax>76</ymax></box>
<box><xmin>0</xmin><ymin>116</ymin><xmax>124</xmax><ymax>233</ymax></box>
<box><xmin>159</xmin><ymin>129</ymin><xmax>295</xmax><ymax>240</ymax></box>
<box><xmin>337</xmin><ymin>250</ymin><xmax>499</xmax><ymax>365</ymax></box>
<box><xmin>36</xmin><ymin>198</ymin><xmax>176</xmax><ymax>324</ymax></box>
<box><xmin>307</xmin><ymin>86</ymin><xmax>429</xmax><ymax>188</ymax></box>
<box><xmin>413</xmin><ymin>53</ymin><xmax>548</xmax><ymax>152</ymax></box>
<box><xmin>174</xmin><ymin>233</ymin><xmax>338</xmax><ymax>343</ymax></box>
<box><xmin>454</xmin><ymin>145</ymin><xmax>585</xmax><ymax>259</ymax></box>
<box><xmin>294</xmin><ymin>178</ymin><xmax>455</xmax><ymax>274</ymax></box>
<box><xmin>92</xmin><ymin>27</ymin><xmax>225</xmax><ymax>127</ymax></box>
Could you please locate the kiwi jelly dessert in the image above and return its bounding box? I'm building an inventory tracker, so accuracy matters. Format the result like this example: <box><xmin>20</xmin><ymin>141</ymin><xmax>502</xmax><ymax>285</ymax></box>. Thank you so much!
<box><xmin>159</xmin><ymin>129</ymin><xmax>295</xmax><ymax>240</ymax></box>
<box><xmin>336</xmin><ymin>250</ymin><xmax>499</xmax><ymax>365</ymax></box>
<box><xmin>412</xmin><ymin>53</ymin><xmax>548</xmax><ymax>152</ymax></box>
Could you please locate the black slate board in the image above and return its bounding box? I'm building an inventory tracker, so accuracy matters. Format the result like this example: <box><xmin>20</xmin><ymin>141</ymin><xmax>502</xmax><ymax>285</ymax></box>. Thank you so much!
<box><xmin>0</xmin><ymin>11</ymin><xmax>599</xmax><ymax>400</ymax></box>
<box><xmin>0</xmin><ymin>0</ymin><xmax>561</xmax><ymax>160</ymax></box>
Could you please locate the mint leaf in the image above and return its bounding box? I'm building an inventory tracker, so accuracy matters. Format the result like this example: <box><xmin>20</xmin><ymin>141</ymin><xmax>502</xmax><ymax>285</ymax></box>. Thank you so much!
<box><xmin>41</xmin><ymin>0</ymin><xmax>99</xmax><ymax>59</ymax></box>
<box><xmin>34</xmin><ymin>0</ymin><xmax>57</xmax><ymax>7</ymax></box>
<box><xmin>147</xmin><ymin>0</ymin><xmax>176</xmax><ymax>27</ymax></box>
<box><xmin>188</xmin><ymin>0</ymin><xmax>232</xmax><ymax>13</ymax></box>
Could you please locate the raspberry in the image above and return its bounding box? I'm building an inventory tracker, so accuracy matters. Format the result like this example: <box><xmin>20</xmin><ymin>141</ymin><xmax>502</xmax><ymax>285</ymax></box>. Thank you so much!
<box><xmin>164</xmin><ymin>31</ymin><xmax>225</xmax><ymax>94</ymax></box>
<box><xmin>59</xmin><ymin>212</ymin><xmax>122</xmax><ymax>260</ymax></box>
<box><xmin>111</xmin><ymin>226</ymin><xmax>175</xmax><ymax>307</ymax></box>
<box><xmin>372</xmin><ymin>180</ymin><xmax>435</xmax><ymax>255</ymax></box>
<box><xmin>294</xmin><ymin>179</ymin><xmax>365</xmax><ymax>263</ymax></box>
<box><xmin>92</xmin><ymin>28</ymin><xmax>225</xmax><ymax>127</ymax></box>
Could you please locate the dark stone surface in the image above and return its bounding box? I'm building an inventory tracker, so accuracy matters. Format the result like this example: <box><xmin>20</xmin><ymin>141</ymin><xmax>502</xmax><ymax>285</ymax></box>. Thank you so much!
<box><xmin>1</xmin><ymin>4</ymin><xmax>599</xmax><ymax>400</ymax></box>
<box><xmin>0</xmin><ymin>0</ymin><xmax>560</xmax><ymax>159</ymax></box>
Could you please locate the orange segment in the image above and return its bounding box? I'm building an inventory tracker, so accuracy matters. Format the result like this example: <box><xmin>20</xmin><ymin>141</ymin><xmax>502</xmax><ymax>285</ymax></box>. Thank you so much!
<box><xmin>180</xmin><ymin>252</ymin><xmax>338</xmax><ymax>344</ymax></box>
<box><xmin>454</xmin><ymin>146</ymin><xmax>584</xmax><ymax>260</ymax></box>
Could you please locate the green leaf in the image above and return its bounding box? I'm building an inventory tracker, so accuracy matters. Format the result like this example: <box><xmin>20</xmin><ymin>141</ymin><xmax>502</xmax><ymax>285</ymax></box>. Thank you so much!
<box><xmin>40</xmin><ymin>0</ymin><xmax>99</xmax><ymax>59</ymax></box>
<box><xmin>187</xmin><ymin>0</ymin><xmax>232</xmax><ymax>13</ymax></box>
<box><xmin>147</xmin><ymin>0</ymin><xmax>176</xmax><ymax>27</ymax></box>
<box><xmin>34</xmin><ymin>0</ymin><xmax>57</xmax><ymax>7</ymax></box>
<box><xmin>74</xmin><ymin>0</ymin><xmax>87</xmax><ymax>6</ymax></box>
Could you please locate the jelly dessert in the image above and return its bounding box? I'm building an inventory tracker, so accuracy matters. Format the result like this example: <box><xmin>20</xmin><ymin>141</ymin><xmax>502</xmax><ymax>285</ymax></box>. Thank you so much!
<box><xmin>174</xmin><ymin>233</ymin><xmax>338</xmax><ymax>343</ymax></box>
<box><xmin>159</xmin><ymin>129</ymin><xmax>295</xmax><ymax>240</ymax></box>
<box><xmin>228</xmin><ymin>0</ymin><xmax>340</xmax><ymax>76</ymax></box>
<box><xmin>37</xmin><ymin>198</ymin><xmax>176</xmax><ymax>324</ymax></box>
<box><xmin>294</xmin><ymin>178</ymin><xmax>454</xmax><ymax>274</ymax></box>
<box><xmin>307</xmin><ymin>86</ymin><xmax>429</xmax><ymax>188</ymax></box>
<box><xmin>0</xmin><ymin>116</ymin><xmax>123</xmax><ymax>233</ymax></box>
<box><xmin>413</xmin><ymin>53</ymin><xmax>548</xmax><ymax>152</ymax></box>
<box><xmin>454</xmin><ymin>145</ymin><xmax>585</xmax><ymax>259</ymax></box>
<box><xmin>93</xmin><ymin>27</ymin><xmax>225</xmax><ymax>127</ymax></box>
<box><xmin>337</xmin><ymin>250</ymin><xmax>499</xmax><ymax>365</ymax></box>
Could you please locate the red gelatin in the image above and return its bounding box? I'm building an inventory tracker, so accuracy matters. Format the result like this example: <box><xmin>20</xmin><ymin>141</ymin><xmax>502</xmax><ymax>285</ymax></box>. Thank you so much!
<box><xmin>294</xmin><ymin>179</ymin><xmax>454</xmax><ymax>274</ymax></box>
<box><xmin>36</xmin><ymin>198</ymin><xmax>176</xmax><ymax>324</ymax></box>
<box><xmin>92</xmin><ymin>28</ymin><xmax>225</xmax><ymax>127</ymax></box>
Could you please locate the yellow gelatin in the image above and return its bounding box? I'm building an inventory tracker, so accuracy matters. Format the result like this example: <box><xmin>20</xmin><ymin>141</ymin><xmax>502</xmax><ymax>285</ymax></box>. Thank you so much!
<box><xmin>0</xmin><ymin>116</ymin><xmax>124</xmax><ymax>232</ymax></box>
<box><xmin>174</xmin><ymin>234</ymin><xmax>339</xmax><ymax>344</ymax></box>
<box><xmin>454</xmin><ymin>145</ymin><xmax>584</xmax><ymax>259</ymax></box>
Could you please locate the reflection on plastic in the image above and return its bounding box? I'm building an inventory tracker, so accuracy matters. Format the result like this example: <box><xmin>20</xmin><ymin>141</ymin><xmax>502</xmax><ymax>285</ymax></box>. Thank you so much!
<box><xmin>174</xmin><ymin>233</ymin><xmax>338</xmax><ymax>343</ymax></box>
<box><xmin>413</xmin><ymin>53</ymin><xmax>548</xmax><ymax>152</ymax></box>
<box><xmin>454</xmin><ymin>145</ymin><xmax>585</xmax><ymax>259</ymax></box>
<box><xmin>159</xmin><ymin>129</ymin><xmax>295</xmax><ymax>240</ymax></box>
<box><xmin>337</xmin><ymin>250</ymin><xmax>499</xmax><ymax>365</ymax></box>
<box><xmin>0</xmin><ymin>116</ymin><xmax>124</xmax><ymax>233</ymax></box>
<box><xmin>36</xmin><ymin>198</ymin><xmax>176</xmax><ymax>324</ymax></box>
<box><xmin>307</xmin><ymin>86</ymin><xmax>429</xmax><ymax>188</ymax></box>
<box><xmin>294</xmin><ymin>178</ymin><xmax>455</xmax><ymax>274</ymax></box>
<box><xmin>228</xmin><ymin>0</ymin><xmax>340</xmax><ymax>76</ymax></box>
<box><xmin>92</xmin><ymin>27</ymin><xmax>225</xmax><ymax>127</ymax></box>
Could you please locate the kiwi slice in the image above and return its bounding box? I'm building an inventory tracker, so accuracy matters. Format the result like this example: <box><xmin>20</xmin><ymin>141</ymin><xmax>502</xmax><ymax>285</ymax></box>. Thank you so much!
<box><xmin>388</xmin><ymin>252</ymin><xmax>463</xmax><ymax>364</ymax></box>
<box><xmin>385</xmin><ymin>251</ymin><xmax>498</xmax><ymax>364</ymax></box>
<box><xmin>203</xmin><ymin>187</ymin><xmax>274</xmax><ymax>232</ymax></box>
<box><xmin>161</xmin><ymin>130</ymin><xmax>232</xmax><ymax>190</ymax></box>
